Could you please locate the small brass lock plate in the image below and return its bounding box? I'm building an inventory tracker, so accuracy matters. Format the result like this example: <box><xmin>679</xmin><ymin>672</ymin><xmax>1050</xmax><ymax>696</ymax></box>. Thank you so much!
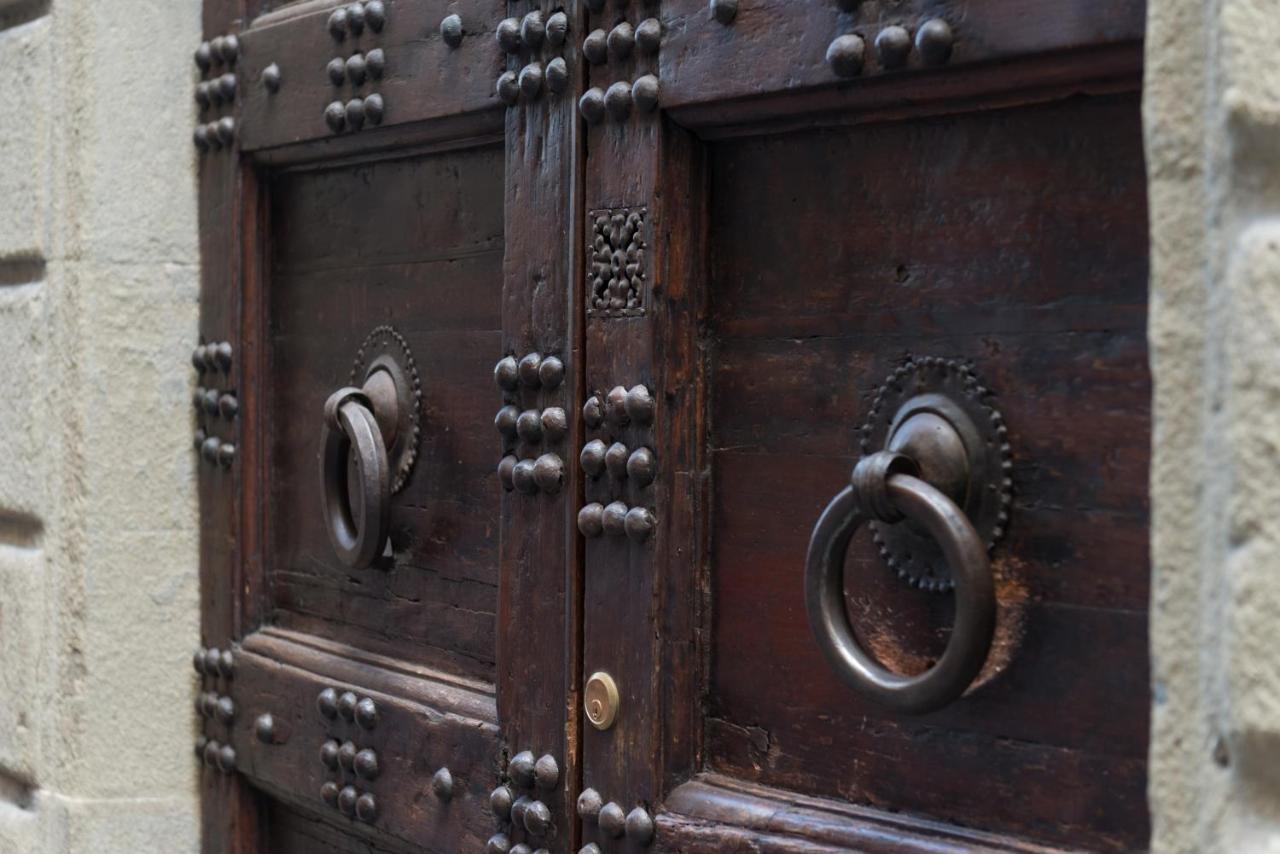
<box><xmin>584</xmin><ymin>671</ymin><xmax>619</xmax><ymax>731</ymax></box>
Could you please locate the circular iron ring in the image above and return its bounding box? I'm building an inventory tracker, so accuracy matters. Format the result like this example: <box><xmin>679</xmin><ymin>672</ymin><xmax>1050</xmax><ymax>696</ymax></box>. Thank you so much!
<box><xmin>320</xmin><ymin>387</ymin><xmax>390</xmax><ymax>569</ymax></box>
<box><xmin>805</xmin><ymin>472</ymin><xmax>995</xmax><ymax>714</ymax></box>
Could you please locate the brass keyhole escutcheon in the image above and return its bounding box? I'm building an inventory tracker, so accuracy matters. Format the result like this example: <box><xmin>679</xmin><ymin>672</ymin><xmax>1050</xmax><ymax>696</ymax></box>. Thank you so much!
<box><xmin>584</xmin><ymin>671</ymin><xmax>619</xmax><ymax>731</ymax></box>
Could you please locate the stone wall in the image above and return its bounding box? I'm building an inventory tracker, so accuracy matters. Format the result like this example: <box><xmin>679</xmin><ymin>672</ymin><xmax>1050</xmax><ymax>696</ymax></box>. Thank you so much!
<box><xmin>0</xmin><ymin>0</ymin><xmax>200</xmax><ymax>851</ymax></box>
<box><xmin>1146</xmin><ymin>0</ymin><xmax>1280</xmax><ymax>850</ymax></box>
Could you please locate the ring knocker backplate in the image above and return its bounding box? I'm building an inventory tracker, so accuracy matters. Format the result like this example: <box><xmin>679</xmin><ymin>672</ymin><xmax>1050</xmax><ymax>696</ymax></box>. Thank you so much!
<box><xmin>859</xmin><ymin>357</ymin><xmax>1012</xmax><ymax>591</ymax></box>
<box><xmin>349</xmin><ymin>325</ymin><xmax>422</xmax><ymax>494</ymax></box>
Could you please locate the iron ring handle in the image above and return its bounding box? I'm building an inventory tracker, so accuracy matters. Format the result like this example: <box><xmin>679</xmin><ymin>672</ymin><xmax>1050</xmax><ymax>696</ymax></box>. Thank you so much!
<box><xmin>804</xmin><ymin>463</ymin><xmax>996</xmax><ymax>714</ymax></box>
<box><xmin>320</xmin><ymin>386</ymin><xmax>391</xmax><ymax>569</ymax></box>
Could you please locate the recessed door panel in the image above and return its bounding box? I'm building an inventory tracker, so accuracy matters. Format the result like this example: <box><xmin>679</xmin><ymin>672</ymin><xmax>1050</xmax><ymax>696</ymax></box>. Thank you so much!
<box><xmin>267</xmin><ymin>145</ymin><xmax>504</xmax><ymax>680</ymax></box>
<box><xmin>705</xmin><ymin>95</ymin><xmax>1150</xmax><ymax>850</ymax></box>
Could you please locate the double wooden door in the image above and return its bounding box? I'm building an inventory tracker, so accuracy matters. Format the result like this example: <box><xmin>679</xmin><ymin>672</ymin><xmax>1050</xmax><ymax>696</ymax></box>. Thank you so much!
<box><xmin>192</xmin><ymin>0</ymin><xmax>1151</xmax><ymax>851</ymax></box>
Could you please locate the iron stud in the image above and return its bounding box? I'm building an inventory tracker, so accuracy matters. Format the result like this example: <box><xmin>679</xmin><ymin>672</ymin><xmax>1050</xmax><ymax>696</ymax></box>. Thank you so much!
<box><xmin>915</xmin><ymin>18</ymin><xmax>953</xmax><ymax>66</ymax></box>
<box><xmin>519</xmin><ymin>63</ymin><xmax>544</xmax><ymax>99</ymax></box>
<box><xmin>354</xmin><ymin>696</ymin><xmax>378</xmax><ymax>728</ymax></box>
<box><xmin>826</xmin><ymin>33</ymin><xmax>865</xmax><ymax>78</ymax></box>
<box><xmin>497</xmin><ymin>71</ymin><xmax>519</xmax><ymax>105</ymax></box>
<box><xmin>607</xmin><ymin>22</ymin><xmax>635</xmax><ymax>59</ymax></box>
<box><xmin>432</xmin><ymin>767</ymin><xmax>454</xmax><ymax>800</ymax></box>
<box><xmin>346</xmin><ymin>53</ymin><xmax>367</xmax><ymax>84</ymax></box>
<box><xmin>532</xmin><ymin>454</ymin><xmax>564</xmax><ymax>493</ymax></box>
<box><xmin>577</xmin><ymin>503</ymin><xmax>605</xmax><ymax>538</ymax></box>
<box><xmin>325</xmin><ymin>101</ymin><xmax>346</xmax><ymax>131</ymax></box>
<box><xmin>546</xmin><ymin>12</ymin><xmax>568</xmax><ymax>46</ymax></box>
<box><xmin>636</xmin><ymin>18</ymin><xmax>662</xmax><ymax>53</ymax></box>
<box><xmin>365</xmin><ymin>93</ymin><xmax>384</xmax><ymax>124</ymax></box>
<box><xmin>583</xmin><ymin>29</ymin><xmax>607</xmax><ymax>65</ymax></box>
<box><xmin>710</xmin><ymin>0</ymin><xmax>738</xmax><ymax>25</ymax></box>
<box><xmin>345</xmin><ymin>97</ymin><xmax>366</xmax><ymax>131</ymax></box>
<box><xmin>875</xmin><ymin>25</ymin><xmax>911</xmax><ymax>69</ymax></box>
<box><xmin>497</xmin><ymin>18</ymin><xmax>522</xmax><ymax>53</ymax></box>
<box><xmin>521</xmin><ymin>11</ymin><xmax>545</xmax><ymax>48</ymax></box>
<box><xmin>263</xmin><ymin>63</ymin><xmax>282</xmax><ymax>92</ymax></box>
<box><xmin>633</xmin><ymin>75</ymin><xmax>659</xmax><ymax>112</ymax></box>
<box><xmin>366</xmin><ymin>47</ymin><xmax>385</xmax><ymax>79</ymax></box>
<box><xmin>328</xmin><ymin>57</ymin><xmax>347</xmax><ymax>85</ymax></box>
<box><xmin>441</xmin><ymin>14</ymin><xmax>464</xmax><ymax>47</ymax></box>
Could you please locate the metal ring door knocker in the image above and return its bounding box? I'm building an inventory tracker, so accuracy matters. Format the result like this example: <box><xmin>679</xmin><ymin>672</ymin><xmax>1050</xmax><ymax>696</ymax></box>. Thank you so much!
<box><xmin>320</xmin><ymin>326</ymin><xmax>422</xmax><ymax>569</ymax></box>
<box><xmin>804</xmin><ymin>358</ymin><xmax>1012</xmax><ymax>714</ymax></box>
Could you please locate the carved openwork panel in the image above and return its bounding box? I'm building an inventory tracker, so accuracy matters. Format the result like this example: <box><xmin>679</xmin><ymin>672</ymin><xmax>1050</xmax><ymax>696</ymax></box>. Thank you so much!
<box><xmin>587</xmin><ymin>207</ymin><xmax>647</xmax><ymax>317</ymax></box>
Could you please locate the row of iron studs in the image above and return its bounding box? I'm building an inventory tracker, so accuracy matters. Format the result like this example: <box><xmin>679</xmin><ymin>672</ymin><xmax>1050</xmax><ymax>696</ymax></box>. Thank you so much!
<box><xmin>488</xmin><ymin>750</ymin><xmax>561</xmax><ymax>852</ymax></box>
<box><xmin>578</xmin><ymin>1</ymin><xmax>660</xmax><ymax>125</ymax></box>
<box><xmin>826</xmin><ymin>17</ymin><xmax>954</xmax><ymax>78</ymax></box>
<box><xmin>193</xmin><ymin>646</ymin><xmax>236</xmax><ymax>774</ymax></box>
<box><xmin>192</xmin><ymin>341</ymin><xmax>237</xmax><ymax>469</ymax></box>
<box><xmin>325</xmin><ymin>2</ymin><xmax>388</xmax><ymax>133</ymax></box>
<box><xmin>316</xmin><ymin>687</ymin><xmax>380</xmax><ymax>823</ymax></box>
<box><xmin>495</xmin><ymin>353</ymin><xmax>568</xmax><ymax>495</ymax></box>
<box><xmin>576</xmin><ymin>787</ymin><xmax>655</xmax><ymax>849</ymax></box>
<box><xmin>192</xmin><ymin>34</ymin><xmax>238</xmax><ymax>152</ymax></box>
<box><xmin>578</xmin><ymin>385</ymin><xmax>656</xmax><ymax>540</ymax></box>
<box><xmin>496</xmin><ymin>10</ymin><xmax>572</xmax><ymax>105</ymax></box>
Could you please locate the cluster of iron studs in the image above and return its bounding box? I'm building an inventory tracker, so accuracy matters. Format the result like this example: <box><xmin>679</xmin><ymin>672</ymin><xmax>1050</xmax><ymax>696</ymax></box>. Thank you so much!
<box><xmin>859</xmin><ymin>356</ymin><xmax>1013</xmax><ymax>591</ymax></box>
<box><xmin>826</xmin><ymin>17</ymin><xmax>954</xmax><ymax>79</ymax></box>
<box><xmin>325</xmin><ymin>2</ymin><xmax>388</xmax><ymax>133</ymax></box>
<box><xmin>192</xmin><ymin>342</ymin><xmax>237</xmax><ymax>469</ymax></box>
<box><xmin>487</xmin><ymin>750</ymin><xmax>560</xmax><ymax>853</ymax></box>
<box><xmin>495</xmin><ymin>353</ymin><xmax>567</xmax><ymax>496</ymax></box>
<box><xmin>578</xmin><ymin>384</ymin><xmax>656</xmax><ymax>542</ymax></box>
<box><xmin>577</xmin><ymin>10</ymin><xmax>660</xmax><ymax>124</ymax></box>
<box><xmin>587</xmin><ymin>207</ymin><xmax>646</xmax><ymax>314</ymax></box>
<box><xmin>193</xmin><ymin>646</ymin><xmax>237</xmax><ymax>774</ymax></box>
<box><xmin>192</xmin><ymin>34</ymin><xmax>239</xmax><ymax>152</ymax></box>
<box><xmin>495</xmin><ymin>9</ymin><xmax>571</xmax><ymax>106</ymax></box>
<box><xmin>576</xmin><ymin>788</ymin><xmax>655</xmax><ymax>850</ymax></box>
<box><xmin>316</xmin><ymin>687</ymin><xmax>381</xmax><ymax>823</ymax></box>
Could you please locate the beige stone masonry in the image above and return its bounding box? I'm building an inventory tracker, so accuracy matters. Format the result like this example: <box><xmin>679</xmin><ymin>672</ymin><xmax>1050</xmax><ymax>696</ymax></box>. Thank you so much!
<box><xmin>0</xmin><ymin>0</ymin><xmax>201</xmax><ymax>852</ymax></box>
<box><xmin>1148</xmin><ymin>0</ymin><xmax>1280</xmax><ymax>850</ymax></box>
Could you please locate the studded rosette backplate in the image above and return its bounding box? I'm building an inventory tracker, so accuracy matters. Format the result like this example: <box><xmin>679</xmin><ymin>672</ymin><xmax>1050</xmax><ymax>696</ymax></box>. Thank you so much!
<box><xmin>349</xmin><ymin>325</ymin><xmax>422</xmax><ymax>494</ymax></box>
<box><xmin>859</xmin><ymin>357</ymin><xmax>1012</xmax><ymax>591</ymax></box>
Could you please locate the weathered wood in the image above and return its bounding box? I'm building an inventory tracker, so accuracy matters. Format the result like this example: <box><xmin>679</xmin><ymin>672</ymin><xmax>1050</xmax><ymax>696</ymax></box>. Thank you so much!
<box><xmin>659</xmin><ymin>0</ymin><xmax>1145</xmax><ymax>122</ymax></box>
<box><xmin>657</xmin><ymin>776</ymin><xmax>1072</xmax><ymax>853</ymax></box>
<box><xmin>227</xmin><ymin>633</ymin><xmax>500</xmax><ymax>852</ymax></box>
<box><xmin>493</xmin><ymin>0</ymin><xmax>585</xmax><ymax>849</ymax></box>
<box><xmin>198</xmin><ymin>0</ymin><xmax>1152</xmax><ymax>850</ymax></box>
<box><xmin>694</xmin><ymin>93</ymin><xmax>1151</xmax><ymax>850</ymax></box>
<box><xmin>238</xmin><ymin>0</ymin><xmax>505</xmax><ymax>152</ymax></box>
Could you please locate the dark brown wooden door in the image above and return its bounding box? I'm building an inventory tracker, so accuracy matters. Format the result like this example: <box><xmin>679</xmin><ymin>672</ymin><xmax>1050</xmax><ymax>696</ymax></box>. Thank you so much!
<box><xmin>194</xmin><ymin>0</ymin><xmax>1150</xmax><ymax>852</ymax></box>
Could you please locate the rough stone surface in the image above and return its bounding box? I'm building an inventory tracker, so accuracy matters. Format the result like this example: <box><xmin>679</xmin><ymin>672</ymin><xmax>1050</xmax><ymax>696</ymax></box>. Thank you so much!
<box><xmin>0</xmin><ymin>0</ymin><xmax>200</xmax><ymax>850</ymax></box>
<box><xmin>1146</xmin><ymin>0</ymin><xmax>1280</xmax><ymax>850</ymax></box>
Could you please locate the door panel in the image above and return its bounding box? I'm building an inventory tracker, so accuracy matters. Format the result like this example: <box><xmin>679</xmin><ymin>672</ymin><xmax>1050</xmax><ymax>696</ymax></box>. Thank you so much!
<box><xmin>705</xmin><ymin>100</ymin><xmax>1149</xmax><ymax>847</ymax></box>
<box><xmin>195</xmin><ymin>0</ymin><xmax>1151</xmax><ymax>851</ymax></box>
<box><xmin>195</xmin><ymin>0</ymin><xmax>579</xmax><ymax>851</ymax></box>
<box><xmin>267</xmin><ymin>146</ymin><xmax>505</xmax><ymax>680</ymax></box>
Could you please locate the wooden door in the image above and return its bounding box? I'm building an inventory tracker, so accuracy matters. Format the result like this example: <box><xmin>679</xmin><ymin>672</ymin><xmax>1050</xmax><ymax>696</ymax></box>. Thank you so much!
<box><xmin>193</xmin><ymin>0</ymin><xmax>1150</xmax><ymax>852</ymax></box>
<box><xmin>193</xmin><ymin>0</ymin><xmax>579</xmax><ymax>850</ymax></box>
